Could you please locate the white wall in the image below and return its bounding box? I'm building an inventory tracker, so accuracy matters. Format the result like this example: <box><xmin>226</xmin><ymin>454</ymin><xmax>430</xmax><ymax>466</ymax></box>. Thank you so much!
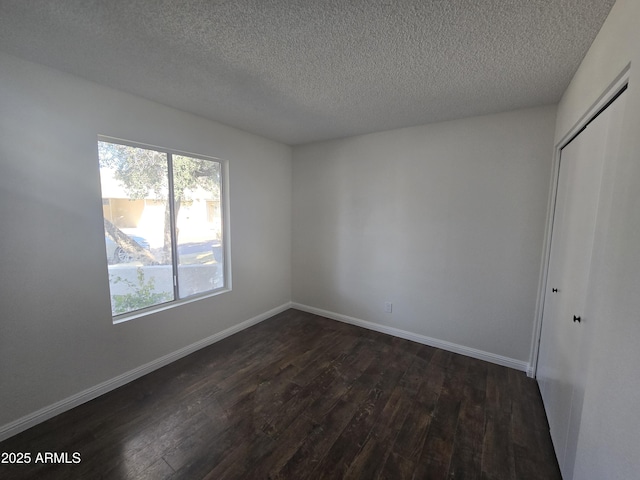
<box><xmin>0</xmin><ymin>53</ymin><xmax>292</xmax><ymax>433</ymax></box>
<box><xmin>551</xmin><ymin>0</ymin><xmax>640</xmax><ymax>478</ymax></box>
<box><xmin>292</xmin><ymin>106</ymin><xmax>556</xmax><ymax>366</ymax></box>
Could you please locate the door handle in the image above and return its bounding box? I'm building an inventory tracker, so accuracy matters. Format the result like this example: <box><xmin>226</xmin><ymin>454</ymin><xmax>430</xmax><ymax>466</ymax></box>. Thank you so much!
<box><xmin>573</xmin><ymin>315</ymin><xmax>581</xmax><ymax>323</ymax></box>
<box><xmin>552</xmin><ymin>288</ymin><xmax>558</xmax><ymax>293</ymax></box>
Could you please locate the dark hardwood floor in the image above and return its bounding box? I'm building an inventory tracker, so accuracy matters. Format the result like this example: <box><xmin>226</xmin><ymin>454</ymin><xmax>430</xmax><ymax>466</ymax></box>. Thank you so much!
<box><xmin>0</xmin><ymin>309</ymin><xmax>561</xmax><ymax>479</ymax></box>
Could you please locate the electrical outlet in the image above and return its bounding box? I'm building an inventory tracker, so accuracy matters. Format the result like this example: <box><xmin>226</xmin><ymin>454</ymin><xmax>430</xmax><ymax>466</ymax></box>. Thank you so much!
<box><xmin>384</xmin><ymin>302</ymin><xmax>393</xmax><ymax>313</ymax></box>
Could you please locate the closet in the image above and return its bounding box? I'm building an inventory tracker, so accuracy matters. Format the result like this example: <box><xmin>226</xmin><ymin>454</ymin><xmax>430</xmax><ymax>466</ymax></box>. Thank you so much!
<box><xmin>537</xmin><ymin>86</ymin><xmax>627</xmax><ymax>480</ymax></box>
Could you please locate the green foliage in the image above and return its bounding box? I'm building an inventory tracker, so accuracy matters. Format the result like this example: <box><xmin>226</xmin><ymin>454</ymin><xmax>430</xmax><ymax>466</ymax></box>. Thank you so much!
<box><xmin>110</xmin><ymin>268</ymin><xmax>172</xmax><ymax>315</ymax></box>
<box><xmin>173</xmin><ymin>154</ymin><xmax>220</xmax><ymax>202</ymax></box>
<box><xmin>98</xmin><ymin>141</ymin><xmax>169</xmax><ymax>200</ymax></box>
<box><xmin>97</xmin><ymin>141</ymin><xmax>220</xmax><ymax>202</ymax></box>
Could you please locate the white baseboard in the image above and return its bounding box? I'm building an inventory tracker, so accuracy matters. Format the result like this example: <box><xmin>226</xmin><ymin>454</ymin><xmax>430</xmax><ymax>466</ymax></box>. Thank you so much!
<box><xmin>291</xmin><ymin>303</ymin><xmax>530</xmax><ymax>373</ymax></box>
<box><xmin>0</xmin><ymin>302</ymin><xmax>292</xmax><ymax>443</ymax></box>
<box><xmin>1</xmin><ymin>301</ymin><xmax>531</xmax><ymax>442</ymax></box>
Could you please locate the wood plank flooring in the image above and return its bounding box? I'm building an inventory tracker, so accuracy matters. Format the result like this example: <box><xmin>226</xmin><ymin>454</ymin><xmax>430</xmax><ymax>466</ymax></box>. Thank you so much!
<box><xmin>0</xmin><ymin>309</ymin><xmax>561</xmax><ymax>479</ymax></box>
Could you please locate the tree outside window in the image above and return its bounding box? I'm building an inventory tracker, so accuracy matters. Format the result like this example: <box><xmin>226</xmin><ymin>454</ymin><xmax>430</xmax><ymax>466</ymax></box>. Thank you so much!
<box><xmin>98</xmin><ymin>139</ymin><xmax>226</xmax><ymax>318</ymax></box>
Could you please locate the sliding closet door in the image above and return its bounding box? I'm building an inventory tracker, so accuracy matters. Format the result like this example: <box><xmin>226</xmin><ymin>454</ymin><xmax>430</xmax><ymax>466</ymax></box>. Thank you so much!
<box><xmin>537</xmin><ymin>89</ymin><xmax>627</xmax><ymax>479</ymax></box>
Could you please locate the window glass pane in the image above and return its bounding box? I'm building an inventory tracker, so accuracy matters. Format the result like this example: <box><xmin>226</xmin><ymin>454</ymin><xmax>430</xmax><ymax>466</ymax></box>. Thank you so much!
<box><xmin>98</xmin><ymin>141</ymin><xmax>175</xmax><ymax>315</ymax></box>
<box><xmin>173</xmin><ymin>154</ymin><xmax>224</xmax><ymax>297</ymax></box>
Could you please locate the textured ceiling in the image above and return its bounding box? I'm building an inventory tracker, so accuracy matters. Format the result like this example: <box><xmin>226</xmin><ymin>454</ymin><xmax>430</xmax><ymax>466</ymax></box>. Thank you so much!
<box><xmin>0</xmin><ymin>0</ymin><xmax>616</xmax><ymax>145</ymax></box>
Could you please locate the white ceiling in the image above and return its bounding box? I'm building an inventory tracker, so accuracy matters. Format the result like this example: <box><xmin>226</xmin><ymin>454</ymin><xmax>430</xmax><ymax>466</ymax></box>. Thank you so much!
<box><xmin>0</xmin><ymin>0</ymin><xmax>615</xmax><ymax>145</ymax></box>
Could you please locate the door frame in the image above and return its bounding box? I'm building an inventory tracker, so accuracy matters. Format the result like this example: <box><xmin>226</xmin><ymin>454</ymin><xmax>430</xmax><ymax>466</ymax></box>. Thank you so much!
<box><xmin>529</xmin><ymin>65</ymin><xmax>630</xmax><ymax>378</ymax></box>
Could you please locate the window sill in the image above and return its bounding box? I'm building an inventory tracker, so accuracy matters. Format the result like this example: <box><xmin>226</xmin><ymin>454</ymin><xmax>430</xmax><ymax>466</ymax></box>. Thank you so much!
<box><xmin>112</xmin><ymin>286</ymin><xmax>231</xmax><ymax>324</ymax></box>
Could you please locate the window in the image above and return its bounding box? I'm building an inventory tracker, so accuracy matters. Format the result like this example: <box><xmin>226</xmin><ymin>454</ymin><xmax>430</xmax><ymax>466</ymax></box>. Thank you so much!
<box><xmin>98</xmin><ymin>138</ymin><xmax>227</xmax><ymax>319</ymax></box>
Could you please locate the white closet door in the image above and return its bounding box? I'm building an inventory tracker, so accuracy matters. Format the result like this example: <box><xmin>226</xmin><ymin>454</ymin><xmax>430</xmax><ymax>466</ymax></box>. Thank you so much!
<box><xmin>537</xmin><ymin>89</ymin><xmax>626</xmax><ymax>479</ymax></box>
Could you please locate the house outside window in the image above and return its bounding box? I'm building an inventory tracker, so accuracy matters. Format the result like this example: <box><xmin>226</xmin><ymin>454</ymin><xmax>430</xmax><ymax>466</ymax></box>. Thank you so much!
<box><xmin>98</xmin><ymin>138</ymin><xmax>227</xmax><ymax>320</ymax></box>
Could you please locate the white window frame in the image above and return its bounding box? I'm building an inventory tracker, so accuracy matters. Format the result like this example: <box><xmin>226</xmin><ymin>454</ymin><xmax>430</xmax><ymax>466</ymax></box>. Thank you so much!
<box><xmin>98</xmin><ymin>136</ymin><xmax>231</xmax><ymax>323</ymax></box>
